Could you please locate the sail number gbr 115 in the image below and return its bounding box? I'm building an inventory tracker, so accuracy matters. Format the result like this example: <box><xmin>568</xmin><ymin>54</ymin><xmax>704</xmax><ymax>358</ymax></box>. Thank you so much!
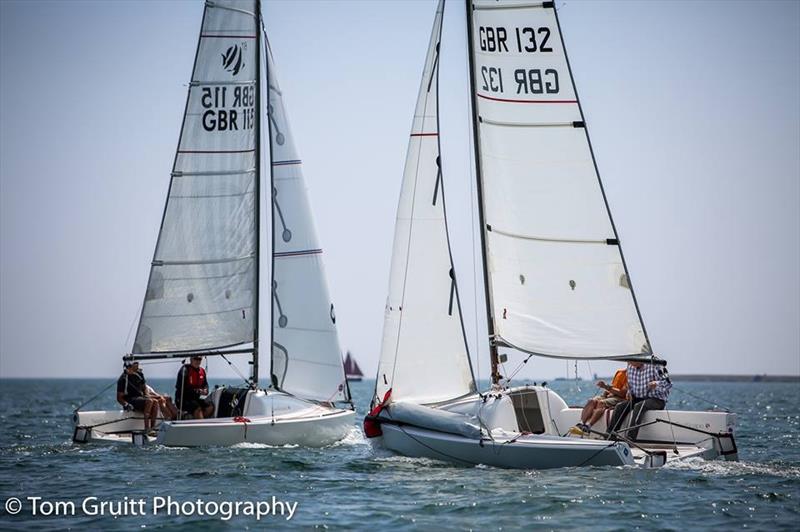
<box><xmin>477</xmin><ymin>25</ymin><xmax>560</xmax><ymax>96</ymax></box>
<box><xmin>200</xmin><ymin>84</ymin><xmax>255</xmax><ymax>132</ymax></box>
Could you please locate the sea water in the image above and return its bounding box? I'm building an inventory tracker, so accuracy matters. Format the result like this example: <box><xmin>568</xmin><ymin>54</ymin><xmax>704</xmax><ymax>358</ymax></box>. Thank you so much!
<box><xmin>0</xmin><ymin>378</ymin><xmax>797</xmax><ymax>530</ymax></box>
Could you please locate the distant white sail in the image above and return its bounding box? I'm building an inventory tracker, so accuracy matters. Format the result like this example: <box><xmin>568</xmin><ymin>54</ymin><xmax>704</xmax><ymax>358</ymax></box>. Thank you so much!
<box><xmin>375</xmin><ymin>0</ymin><xmax>476</xmax><ymax>405</ymax></box>
<box><xmin>470</xmin><ymin>0</ymin><xmax>649</xmax><ymax>358</ymax></box>
<box><xmin>266</xmin><ymin>46</ymin><xmax>348</xmax><ymax>403</ymax></box>
<box><xmin>134</xmin><ymin>0</ymin><xmax>259</xmax><ymax>354</ymax></box>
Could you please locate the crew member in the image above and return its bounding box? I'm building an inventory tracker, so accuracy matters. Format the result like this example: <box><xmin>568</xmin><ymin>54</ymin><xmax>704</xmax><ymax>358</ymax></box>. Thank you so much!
<box><xmin>117</xmin><ymin>361</ymin><xmax>158</xmax><ymax>434</ymax></box>
<box><xmin>607</xmin><ymin>360</ymin><xmax>671</xmax><ymax>441</ymax></box>
<box><xmin>175</xmin><ymin>355</ymin><xmax>214</xmax><ymax>419</ymax></box>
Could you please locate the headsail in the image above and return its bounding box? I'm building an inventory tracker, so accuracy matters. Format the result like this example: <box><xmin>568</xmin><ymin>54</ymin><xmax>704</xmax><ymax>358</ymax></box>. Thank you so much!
<box><xmin>134</xmin><ymin>0</ymin><xmax>259</xmax><ymax>355</ymax></box>
<box><xmin>375</xmin><ymin>0</ymin><xmax>476</xmax><ymax>405</ymax></box>
<box><xmin>468</xmin><ymin>0</ymin><xmax>650</xmax><ymax>359</ymax></box>
<box><xmin>265</xmin><ymin>45</ymin><xmax>348</xmax><ymax>403</ymax></box>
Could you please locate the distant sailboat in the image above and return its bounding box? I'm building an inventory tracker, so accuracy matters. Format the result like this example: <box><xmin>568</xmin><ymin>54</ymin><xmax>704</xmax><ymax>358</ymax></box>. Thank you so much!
<box><xmin>365</xmin><ymin>0</ymin><xmax>738</xmax><ymax>469</ymax></box>
<box><xmin>73</xmin><ymin>0</ymin><xmax>354</xmax><ymax>447</ymax></box>
<box><xmin>344</xmin><ymin>352</ymin><xmax>364</xmax><ymax>382</ymax></box>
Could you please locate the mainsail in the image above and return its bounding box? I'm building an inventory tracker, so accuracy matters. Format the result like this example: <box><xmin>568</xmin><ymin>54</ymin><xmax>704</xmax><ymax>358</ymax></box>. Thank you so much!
<box><xmin>467</xmin><ymin>0</ymin><xmax>650</xmax><ymax>359</ymax></box>
<box><xmin>375</xmin><ymin>0</ymin><xmax>476</xmax><ymax>405</ymax></box>
<box><xmin>266</xmin><ymin>45</ymin><xmax>349</xmax><ymax>403</ymax></box>
<box><xmin>344</xmin><ymin>352</ymin><xmax>363</xmax><ymax>378</ymax></box>
<box><xmin>134</xmin><ymin>0</ymin><xmax>259</xmax><ymax>355</ymax></box>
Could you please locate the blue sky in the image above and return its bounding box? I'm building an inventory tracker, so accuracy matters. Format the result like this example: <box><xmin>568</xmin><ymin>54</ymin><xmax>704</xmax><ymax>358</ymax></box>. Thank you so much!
<box><xmin>1</xmin><ymin>0</ymin><xmax>798</xmax><ymax>380</ymax></box>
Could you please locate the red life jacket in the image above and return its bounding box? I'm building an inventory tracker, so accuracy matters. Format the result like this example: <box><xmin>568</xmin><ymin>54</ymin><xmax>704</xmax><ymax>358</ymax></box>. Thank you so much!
<box><xmin>187</xmin><ymin>366</ymin><xmax>207</xmax><ymax>389</ymax></box>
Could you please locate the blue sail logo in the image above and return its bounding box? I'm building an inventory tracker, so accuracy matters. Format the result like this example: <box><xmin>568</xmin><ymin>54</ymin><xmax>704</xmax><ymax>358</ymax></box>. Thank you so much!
<box><xmin>221</xmin><ymin>44</ymin><xmax>245</xmax><ymax>76</ymax></box>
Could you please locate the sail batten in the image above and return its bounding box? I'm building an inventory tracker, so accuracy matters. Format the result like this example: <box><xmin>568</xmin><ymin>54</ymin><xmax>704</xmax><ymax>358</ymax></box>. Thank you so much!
<box><xmin>468</xmin><ymin>0</ymin><xmax>651</xmax><ymax>360</ymax></box>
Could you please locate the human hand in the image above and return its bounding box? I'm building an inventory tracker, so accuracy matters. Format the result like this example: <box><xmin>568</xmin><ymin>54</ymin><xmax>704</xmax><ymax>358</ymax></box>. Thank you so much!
<box><xmin>648</xmin><ymin>381</ymin><xmax>657</xmax><ymax>390</ymax></box>
<box><xmin>123</xmin><ymin>403</ymin><xmax>134</xmax><ymax>412</ymax></box>
<box><xmin>596</xmin><ymin>380</ymin><xmax>607</xmax><ymax>389</ymax></box>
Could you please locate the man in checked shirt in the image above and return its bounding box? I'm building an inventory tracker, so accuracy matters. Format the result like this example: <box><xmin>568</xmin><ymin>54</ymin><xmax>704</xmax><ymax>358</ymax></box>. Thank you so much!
<box><xmin>607</xmin><ymin>360</ymin><xmax>672</xmax><ymax>441</ymax></box>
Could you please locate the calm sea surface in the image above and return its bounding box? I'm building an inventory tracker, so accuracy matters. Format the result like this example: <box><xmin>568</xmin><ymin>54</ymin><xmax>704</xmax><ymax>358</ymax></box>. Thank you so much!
<box><xmin>0</xmin><ymin>378</ymin><xmax>798</xmax><ymax>530</ymax></box>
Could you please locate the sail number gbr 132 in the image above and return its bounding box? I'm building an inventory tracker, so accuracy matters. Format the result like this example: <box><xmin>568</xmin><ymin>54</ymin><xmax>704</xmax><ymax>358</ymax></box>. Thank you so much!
<box><xmin>477</xmin><ymin>25</ymin><xmax>560</xmax><ymax>96</ymax></box>
<box><xmin>200</xmin><ymin>84</ymin><xmax>255</xmax><ymax>132</ymax></box>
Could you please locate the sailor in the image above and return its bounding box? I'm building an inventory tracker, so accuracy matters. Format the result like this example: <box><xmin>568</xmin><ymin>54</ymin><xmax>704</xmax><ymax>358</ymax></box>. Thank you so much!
<box><xmin>607</xmin><ymin>361</ymin><xmax>671</xmax><ymax>441</ymax></box>
<box><xmin>571</xmin><ymin>367</ymin><xmax>628</xmax><ymax>435</ymax></box>
<box><xmin>175</xmin><ymin>355</ymin><xmax>214</xmax><ymax>419</ymax></box>
<box><xmin>116</xmin><ymin>361</ymin><xmax>158</xmax><ymax>434</ymax></box>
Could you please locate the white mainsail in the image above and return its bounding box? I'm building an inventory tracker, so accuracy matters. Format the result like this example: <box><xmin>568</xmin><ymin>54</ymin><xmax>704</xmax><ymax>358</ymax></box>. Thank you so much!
<box><xmin>375</xmin><ymin>0</ymin><xmax>476</xmax><ymax>405</ymax></box>
<box><xmin>134</xmin><ymin>0</ymin><xmax>258</xmax><ymax>354</ymax></box>
<box><xmin>266</xmin><ymin>46</ymin><xmax>348</xmax><ymax>403</ymax></box>
<box><xmin>469</xmin><ymin>0</ymin><xmax>649</xmax><ymax>359</ymax></box>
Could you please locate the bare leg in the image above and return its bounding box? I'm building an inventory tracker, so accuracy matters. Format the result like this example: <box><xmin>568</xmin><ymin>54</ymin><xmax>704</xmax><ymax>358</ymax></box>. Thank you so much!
<box><xmin>151</xmin><ymin>404</ymin><xmax>159</xmax><ymax>431</ymax></box>
<box><xmin>155</xmin><ymin>398</ymin><xmax>167</xmax><ymax>421</ymax></box>
<box><xmin>163</xmin><ymin>398</ymin><xmax>178</xmax><ymax>420</ymax></box>
<box><xmin>204</xmin><ymin>404</ymin><xmax>214</xmax><ymax>418</ymax></box>
<box><xmin>194</xmin><ymin>407</ymin><xmax>204</xmax><ymax>420</ymax></box>
<box><xmin>580</xmin><ymin>399</ymin><xmax>597</xmax><ymax>424</ymax></box>
<box><xmin>149</xmin><ymin>398</ymin><xmax>159</xmax><ymax>431</ymax></box>
<box><xmin>142</xmin><ymin>400</ymin><xmax>154</xmax><ymax>431</ymax></box>
<box><xmin>587</xmin><ymin>405</ymin><xmax>607</xmax><ymax>428</ymax></box>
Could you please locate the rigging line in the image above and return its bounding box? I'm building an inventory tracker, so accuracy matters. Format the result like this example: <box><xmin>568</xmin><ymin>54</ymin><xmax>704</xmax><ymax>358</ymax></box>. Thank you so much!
<box><xmin>388</xmin><ymin>18</ymin><xmax>439</xmax><ymax>393</ymax></box>
<box><xmin>73</xmin><ymin>378</ymin><xmax>118</xmax><ymax>413</ymax></box>
<box><xmin>660</xmin><ymin>367</ymin><xmax>679</xmax><ymax>453</ymax></box>
<box><xmin>220</xmin><ymin>353</ymin><xmax>251</xmax><ymax>387</ymax></box>
<box><xmin>467</xmin><ymin>67</ymin><xmax>481</xmax><ymax>389</ymax></box>
<box><xmin>575</xmin><ymin>440</ymin><xmax>620</xmax><ymax>468</ymax></box>
<box><xmin>671</xmin><ymin>385</ymin><xmax>730</xmax><ymax>412</ymax></box>
<box><xmin>544</xmin><ymin>387</ymin><xmax>561</xmax><ymax>435</ymax></box>
<box><xmin>505</xmin><ymin>352</ymin><xmax>534</xmax><ymax>384</ymax></box>
<box><xmin>123</xmin><ymin>299</ymin><xmax>144</xmax><ymax>353</ymax></box>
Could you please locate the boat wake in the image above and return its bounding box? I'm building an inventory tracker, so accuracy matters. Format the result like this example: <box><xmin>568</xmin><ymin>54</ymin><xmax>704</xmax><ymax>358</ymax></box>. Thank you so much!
<box><xmin>230</xmin><ymin>442</ymin><xmax>300</xmax><ymax>450</ymax></box>
<box><xmin>330</xmin><ymin>426</ymin><xmax>367</xmax><ymax>447</ymax></box>
<box><xmin>664</xmin><ymin>457</ymin><xmax>800</xmax><ymax>479</ymax></box>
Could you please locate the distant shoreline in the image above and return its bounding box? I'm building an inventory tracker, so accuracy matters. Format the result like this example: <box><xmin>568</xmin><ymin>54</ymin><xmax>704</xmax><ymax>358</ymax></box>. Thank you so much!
<box><xmin>1</xmin><ymin>374</ymin><xmax>798</xmax><ymax>382</ymax></box>
<box><xmin>668</xmin><ymin>374</ymin><xmax>800</xmax><ymax>383</ymax></box>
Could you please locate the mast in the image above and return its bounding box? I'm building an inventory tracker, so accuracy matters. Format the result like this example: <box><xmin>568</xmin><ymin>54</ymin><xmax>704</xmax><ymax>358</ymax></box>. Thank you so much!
<box><xmin>262</xmin><ymin>28</ymin><xmax>276</xmax><ymax>390</ymax></box>
<box><xmin>465</xmin><ymin>0</ymin><xmax>500</xmax><ymax>384</ymax></box>
<box><xmin>252</xmin><ymin>0</ymin><xmax>262</xmax><ymax>386</ymax></box>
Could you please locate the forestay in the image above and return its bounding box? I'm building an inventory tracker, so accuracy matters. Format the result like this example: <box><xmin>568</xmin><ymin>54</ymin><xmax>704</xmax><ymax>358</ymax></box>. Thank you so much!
<box><xmin>469</xmin><ymin>0</ymin><xmax>649</xmax><ymax>359</ymax></box>
<box><xmin>376</xmin><ymin>0</ymin><xmax>476</xmax><ymax>405</ymax></box>
<box><xmin>134</xmin><ymin>0</ymin><xmax>258</xmax><ymax>354</ymax></box>
<box><xmin>266</xmin><ymin>46</ymin><xmax>348</xmax><ymax>403</ymax></box>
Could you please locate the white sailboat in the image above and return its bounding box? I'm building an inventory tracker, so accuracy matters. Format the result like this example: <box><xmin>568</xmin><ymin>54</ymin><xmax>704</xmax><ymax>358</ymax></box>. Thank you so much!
<box><xmin>73</xmin><ymin>0</ymin><xmax>354</xmax><ymax>447</ymax></box>
<box><xmin>365</xmin><ymin>0</ymin><xmax>738</xmax><ymax>469</ymax></box>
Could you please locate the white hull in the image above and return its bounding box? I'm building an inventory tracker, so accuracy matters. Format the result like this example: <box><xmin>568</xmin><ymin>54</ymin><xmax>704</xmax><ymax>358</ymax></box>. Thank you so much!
<box><xmin>74</xmin><ymin>388</ymin><xmax>354</xmax><ymax>448</ymax></box>
<box><xmin>381</xmin><ymin>424</ymin><xmax>636</xmax><ymax>468</ymax></box>
<box><xmin>372</xmin><ymin>386</ymin><xmax>737</xmax><ymax>469</ymax></box>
